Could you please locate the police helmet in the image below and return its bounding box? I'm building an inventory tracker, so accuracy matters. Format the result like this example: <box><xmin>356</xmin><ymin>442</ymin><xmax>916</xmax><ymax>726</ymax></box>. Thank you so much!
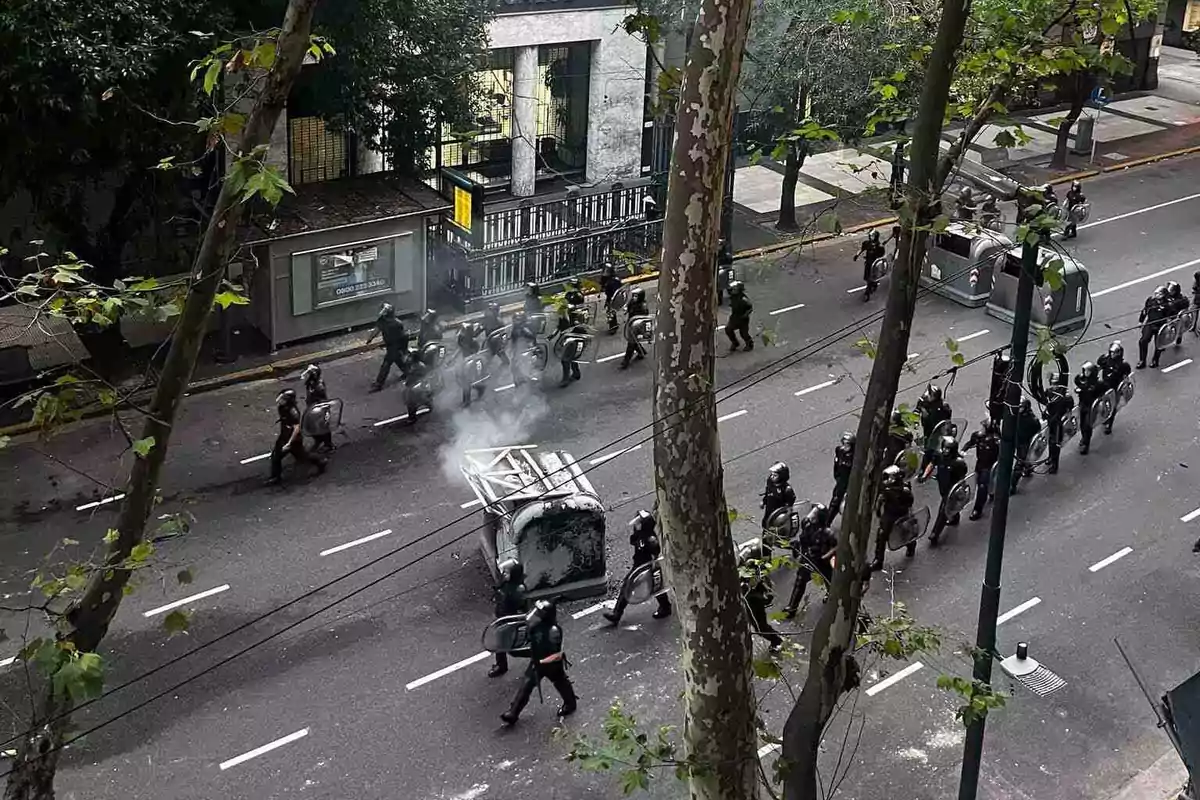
<box><xmin>378</xmin><ymin>302</ymin><xmax>395</xmax><ymax>320</ymax></box>
<box><xmin>486</xmin><ymin>302</ymin><xmax>500</xmax><ymax>316</ymax></box>
<box><xmin>960</xmin><ymin>186</ymin><xmax>974</xmax><ymax>198</ymax></box>
<box><xmin>729</xmin><ymin>280</ymin><xmax>745</xmax><ymax>296</ymax></box>
<box><xmin>922</xmin><ymin>384</ymin><xmax>943</xmax><ymax>404</ymax></box>
<box><xmin>568</xmin><ymin>275</ymin><xmax>582</xmax><ymax>289</ymax></box>
<box><xmin>982</xmin><ymin>417</ymin><xmax>999</xmax><ymax>434</ymax></box>
<box><xmin>301</xmin><ymin>364</ymin><xmax>321</xmax><ymax>385</ymax></box>
<box><xmin>1153</xmin><ymin>285</ymin><xmax>1169</xmax><ymax>301</ymax></box>
<box><xmin>526</xmin><ymin>282</ymin><xmax>541</xmax><ymax>297</ymax></box>
<box><xmin>631</xmin><ymin>287</ymin><xmax>646</xmax><ymax>303</ymax></box>
<box><xmin>421</xmin><ymin>308</ymin><xmax>438</xmax><ymax>324</ymax></box>
<box><xmin>802</xmin><ymin>503</ymin><xmax>829</xmax><ymax>531</ymax></box>
<box><xmin>601</xmin><ymin>262</ymin><xmax>616</xmax><ymax>278</ymax></box>
<box><xmin>882</xmin><ymin>464</ymin><xmax>904</xmax><ymax>485</ymax></box>
<box><xmin>890</xmin><ymin>409</ymin><xmax>905</xmax><ymax>426</ymax></box>
<box><xmin>526</xmin><ymin>598</ymin><xmax>558</xmax><ymax>626</ymax></box>
<box><xmin>512</xmin><ymin>310</ymin><xmax>527</xmax><ymax>324</ymax></box>
<box><xmin>939</xmin><ymin>435</ymin><xmax>959</xmax><ymax>458</ymax></box>
<box><xmin>1081</xmin><ymin>361</ymin><xmax>1099</xmax><ymax>379</ymax></box>
<box><xmin>1108</xmin><ymin>340</ymin><xmax>1124</xmax><ymax>360</ymax></box>
<box><xmin>1167</xmin><ymin>281</ymin><xmax>1182</xmax><ymax>298</ymax></box>
<box><xmin>276</xmin><ymin>388</ymin><xmax>297</xmax><ymax>407</ymax></box>
<box><xmin>867</xmin><ymin>229</ymin><xmax>880</xmax><ymax>244</ymax></box>
<box><xmin>630</xmin><ymin>509</ymin><xmax>655</xmax><ymax>534</ymax></box>
<box><xmin>1020</xmin><ymin>397</ymin><xmax>1032</xmax><ymax>412</ymax></box>
<box><xmin>840</xmin><ymin>431</ymin><xmax>856</xmax><ymax>448</ymax></box>
<box><xmin>1071</xmin><ymin>179</ymin><xmax>1082</xmax><ymax>191</ymax></box>
<box><xmin>768</xmin><ymin>461</ymin><xmax>790</xmax><ymax>484</ymax></box>
<box><xmin>738</xmin><ymin>537</ymin><xmax>772</xmax><ymax>565</ymax></box>
<box><xmin>499</xmin><ymin>559</ymin><xmax>524</xmax><ymax>584</ymax></box>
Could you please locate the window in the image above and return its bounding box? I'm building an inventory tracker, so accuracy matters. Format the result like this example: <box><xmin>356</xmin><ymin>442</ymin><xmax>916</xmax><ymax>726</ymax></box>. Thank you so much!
<box><xmin>288</xmin><ymin>116</ymin><xmax>350</xmax><ymax>185</ymax></box>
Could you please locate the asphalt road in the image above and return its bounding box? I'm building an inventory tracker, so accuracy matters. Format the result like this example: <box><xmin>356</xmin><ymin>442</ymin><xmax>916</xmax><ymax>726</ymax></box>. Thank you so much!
<box><xmin>2</xmin><ymin>154</ymin><xmax>1199</xmax><ymax>800</ymax></box>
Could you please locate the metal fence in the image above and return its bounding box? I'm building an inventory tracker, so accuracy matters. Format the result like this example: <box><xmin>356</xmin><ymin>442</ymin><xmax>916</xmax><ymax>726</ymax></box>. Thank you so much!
<box><xmin>480</xmin><ymin>182</ymin><xmax>650</xmax><ymax>251</ymax></box>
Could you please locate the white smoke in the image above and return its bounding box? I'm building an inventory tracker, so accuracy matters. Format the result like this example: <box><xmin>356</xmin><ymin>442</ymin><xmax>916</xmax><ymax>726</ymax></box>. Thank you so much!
<box><xmin>437</xmin><ymin>380</ymin><xmax>551</xmax><ymax>485</ymax></box>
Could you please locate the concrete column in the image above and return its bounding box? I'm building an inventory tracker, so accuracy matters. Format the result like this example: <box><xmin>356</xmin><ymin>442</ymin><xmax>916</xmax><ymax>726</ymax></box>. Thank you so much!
<box><xmin>511</xmin><ymin>45</ymin><xmax>539</xmax><ymax>197</ymax></box>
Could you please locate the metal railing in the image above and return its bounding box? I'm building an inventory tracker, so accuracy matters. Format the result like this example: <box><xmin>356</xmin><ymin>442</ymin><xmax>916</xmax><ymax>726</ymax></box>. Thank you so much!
<box><xmin>480</xmin><ymin>182</ymin><xmax>651</xmax><ymax>251</ymax></box>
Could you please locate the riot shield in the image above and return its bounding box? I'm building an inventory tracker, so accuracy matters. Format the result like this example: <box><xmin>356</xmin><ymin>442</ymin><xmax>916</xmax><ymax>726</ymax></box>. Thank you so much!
<box><xmin>1046</xmin><ymin>202</ymin><xmax>1064</xmax><ymax>221</ymax></box>
<box><xmin>302</xmin><ymin>399</ymin><xmax>343</xmax><ymax>437</ymax></box>
<box><xmin>1156</xmin><ymin>320</ymin><xmax>1180</xmax><ymax>350</ymax></box>
<box><xmin>457</xmin><ymin>353</ymin><xmax>490</xmax><ymax>391</ymax></box>
<box><xmin>1069</xmin><ymin>202</ymin><xmax>1092</xmax><ymax>224</ymax></box>
<box><xmin>1091</xmin><ymin>390</ymin><xmax>1115</xmax><ymax>426</ymax></box>
<box><xmin>982</xmin><ymin>215</ymin><xmax>1003</xmax><ymax>233</ymax></box>
<box><xmin>609</xmin><ymin>284</ymin><xmax>631</xmax><ymax>312</ymax></box>
<box><xmin>1116</xmin><ymin>376</ymin><xmax>1134</xmax><ymax>409</ymax></box>
<box><xmin>568</xmin><ymin>304</ymin><xmax>591</xmax><ymax>327</ymax></box>
<box><xmin>926</xmin><ymin>418</ymin><xmax>962</xmax><ymax>450</ymax></box>
<box><xmin>421</xmin><ymin>342</ymin><xmax>446</xmax><ymax>368</ymax></box>
<box><xmin>528</xmin><ymin>313</ymin><xmax>549</xmax><ymax>336</ymax></box>
<box><xmin>888</xmin><ymin>506</ymin><xmax>931</xmax><ymax>551</ymax></box>
<box><xmin>552</xmin><ymin>332</ymin><xmax>591</xmax><ymax>361</ymax></box>
<box><xmin>486</xmin><ymin>325</ymin><xmax>511</xmax><ymax>354</ymax></box>
<box><xmin>513</xmin><ymin>343</ymin><xmax>549</xmax><ymax>384</ymax></box>
<box><xmin>1063</xmin><ymin>409</ymin><xmax>1080</xmax><ymax>441</ymax></box>
<box><xmin>1179</xmin><ymin>308</ymin><xmax>1199</xmax><ymax>336</ymax></box>
<box><xmin>620</xmin><ymin>559</ymin><xmax>667</xmax><ymax>605</ymax></box>
<box><xmin>943</xmin><ymin>477</ymin><xmax>975</xmax><ymax>518</ymax></box>
<box><xmin>625</xmin><ymin>315</ymin><xmax>654</xmax><ymax>345</ymax></box>
<box><xmin>869</xmin><ymin>255</ymin><xmax>892</xmax><ymax>282</ymax></box>
<box><xmin>763</xmin><ymin>507</ymin><xmax>799</xmax><ymax>546</ymax></box>
<box><xmin>894</xmin><ymin>447</ymin><xmax>922</xmax><ymax>480</ymax></box>
<box><xmin>481</xmin><ymin>614</ymin><xmax>531</xmax><ymax>655</ymax></box>
<box><xmin>1029</xmin><ymin>428</ymin><xmax>1049</xmax><ymax>462</ymax></box>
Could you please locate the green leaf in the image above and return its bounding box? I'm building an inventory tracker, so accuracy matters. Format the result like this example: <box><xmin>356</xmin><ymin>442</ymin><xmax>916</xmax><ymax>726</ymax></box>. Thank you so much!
<box><xmin>60</xmin><ymin>538</ymin><xmax>79</xmax><ymax>547</ymax></box>
<box><xmin>163</xmin><ymin>610</ymin><xmax>191</xmax><ymax>637</ymax></box>
<box><xmin>128</xmin><ymin>542</ymin><xmax>154</xmax><ymax>565</ymax></box>
<box><xmin>944</xmin><ymin>336</ymin><xmax>959</xmax><ymax>352</ymax></box>
<box><xmin>0</xmin><ymin>435</ymin><xmax>8</xmax><ymax>450</ymax></box>
<box><xmin>176</xmin><ymin>568</ymin><xmax>194</xmax><ymax>585</ymax></box>
<box><xmin>727</xmin><ymin>507</ymin><xmax>740</xmax><ymax>523</ymax></box>
<box><xmin>52</xmin><ymin>652</ymin><xmax>105</xmax><ymax>704</ymax></box>
<box><xmin>618</xmin><ymin>769</ymin><xmax>650</xmax><ymax>794</ymax></box>
<box><xmin>952</xmin><ymin>352</ymin><xmax>966</xmax><ymax>367</ymax></box>
<box><xmin>202</xmin><ymin>59</ymin><xmax>222</xmax><ymax>96</ymax></box>
<box><xmin>132</xmin><ymin>437</ymin><xmax>156</xmax><ymax>458</ymax></box>
<box><xmin>752</xmin><ymin>657</ymin><xmax>783</xmax><ymax>680</ymax></box>
<box><xmin>103</xmin><ymin>529</ymin><xmax>120</xmax><ymax>545</ymax></box>
<box><xmin>252</xmin><ymin>42</ymin><xmax>277</xmax><ymax>69</ymax></box>
<box><xmin>129</xmin><ymin>278</ymin><xmax>159</xmax><ymax>292</ymax></box>
<box><xmin>213</xmin><ymin>290</ymin><xmax>250</xmax><ymax>310</ymax></box>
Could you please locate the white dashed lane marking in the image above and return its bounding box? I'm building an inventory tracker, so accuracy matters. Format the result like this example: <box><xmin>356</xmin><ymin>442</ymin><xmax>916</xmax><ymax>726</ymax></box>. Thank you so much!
<box><xmin>76</xmin><ymin>494</ymin><xmax>125</xmax><ymax>512</ymax></box>
<box><xmin>996</xmin><ymin>597</ymin><xmax>1042</xmax><ymax>627</ymax></box>
<box><xmin>596</xmin><ymin>353</ymin><xmax>625</xmax><ymax>363</ymax></box>
<box><xmin>865</xmin><ymin>662</ymin><xmax>924</xmax><ymax>697</ymax></box>
<box><xmin>460</xmin><ymin>499</ymin><xmax>484</xmax><ymax>509</ymax></box>
<box><xmin>0</xmin><ymin>657</ymin><xmax>15</xmax><ymax>669</ymax></box>
<box><xmin>1161</xmin><ymin>359</ymin><xmax>1191</xmax><ymax>373</ymax></box>
<box><xmin>494</xmin><ymin>383</ymin><xmax>517</xmax><ymax>392</ymax></box>
<box><xmin>768</xmin><ymin>303</ymin><xmax>806</xmax><ymax>316</ymax></box>
<box><xmin>717</xmin><ymin>410</ymin><xmax>747</xmax><ymax>423</ymax></box>
<box><xmin>143</xmin><ymin>585</ymin><xmax>230</xmax><ymax>618</ymax></box>
<box><xmin>956</xmin><ymin>329</ymin><xmax>990</xmax><ymax>343</ymax></box>
<box><xmin>219</xmin><ymin>729</ymin><xmax>309</xmax><ymax>771</ymax></box>
<box><xmin>1092</xmin><ymin>256</ymin><xmax>1200</xmax><ymax>298</ymax></box>
<box><xmin>239</xmin><ymin>453</ymin><xmax>271</xmax><ymax>465</ymax></box>
<box><xmin>319</xmin><ymin>529</ymin><xmax>392</xmax><ymax>557</ymax></box>
<box><xmin>795</xmin><ymin>380</ymin><xmax>837</xmax><ymax>397</ymax></box>
<box><xmin>1181</xmin><ymin>507</ymin><xmax>1200</xmax><ymax>523</ymax></box>
<box><xmin>374</xmin><ymin>408</ymin><xmax>431</xmax><ymax>427</ymax></box>
<box><xmin>589</xmin><ymin>445</ymin><xmax>643</xmax><ymax>466</ymax></box>
<box><xmin>1089</xmin><ymin>547</ymin><xmax>1133</xmax><ymax>573</ymax></box>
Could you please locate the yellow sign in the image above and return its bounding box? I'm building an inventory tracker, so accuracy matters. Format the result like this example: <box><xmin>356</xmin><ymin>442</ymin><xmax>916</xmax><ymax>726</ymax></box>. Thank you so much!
<box><xmin>454</xmin><ymin>186</ymin><xmax>472</xmax><ymax>231</ymax></box>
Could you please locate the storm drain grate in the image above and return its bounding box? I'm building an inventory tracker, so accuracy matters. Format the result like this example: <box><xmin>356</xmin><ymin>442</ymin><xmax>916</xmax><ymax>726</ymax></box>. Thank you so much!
<box><xmin>1000</xmin><ymin>647</ymin><xmax>1067</xmax><ymax>698</ymax></box>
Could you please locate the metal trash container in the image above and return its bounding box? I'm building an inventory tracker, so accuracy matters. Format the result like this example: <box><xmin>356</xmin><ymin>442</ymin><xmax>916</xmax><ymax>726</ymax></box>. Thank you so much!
<box><xmin>919</xmin><ymin>223</ymin><xmax>1013</xmax><ymax>307</ymax></box>
<box><xmin>986</xmin><ymin>245</ymin><xmax>1089</xmax><ymax>333</ymax></box>
<box><xmin>1072</xmin><ymin>115</ymin><xmax>1094</xmax><ymax>156</ymax></box>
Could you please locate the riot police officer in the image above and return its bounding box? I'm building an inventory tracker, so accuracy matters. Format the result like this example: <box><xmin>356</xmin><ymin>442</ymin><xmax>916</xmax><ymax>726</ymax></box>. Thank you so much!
<box><xmin>564</xmin><ymin>275</ymin><xmax>585</xmax><ymax>306</ymax></box>
<box><xmin>872</xmin><ymin>465</ymin><xmax>916</xmax><ymax>570</ymax></box>
<box><xmin>782</xmin><ymin>505</ymin><xmax>837</xmax><ymax>620</ymax></box>
<box><xmin>1192</xmin><ymin>271</ymin><xmax>1200</xmax><ymax>312</ymax></box>
<box><xmin>1044</xmin><ymin>371</ymin><xmax>1074</xmax><ymax>474</ymax></box>
<box><xmin>916</xmin><ymin>384</ymin><xmax>952</xmax><ymax>478</ymax></box>
<box><xmin>367</xmin><ymin>302</ymin><xmax>409</xmax><ymax>392</ymax></box>
<box><xmin>1137</xmin><ymin>285</ymin><xmax>1172</xmax><ymax>369</ymax></box>
<box><xmin>301</xmin><ymin>364</ymin><xmax>334</xmax><ymax>452</ymax></box>
<box><xmin>557</xmin><ymin>324</ymin><xmax>587</xmax><ymax>387</ymax></box>
<box><xmin>884</xmin><ymin>409</ymin><xmax>914</xmax><ymax>468</ymax></box>
<box><xmin>855</xmin><ymin>230</ymin><xmax>887</xmax><ymax>301</ymax></box>
<box><xmin>604</xmin><ymin>510</ymin><xmax>672</xmax><ymax>625</ymax></box>
<box><xmin>929</xmin><ymin>436</ymin><xmax>968</xmax><ymax>546</ymax></box>
<box><xmin>267</xmin><ymin>389</ymin><xmax>326</xmax><ymax>485</ymax></box>
<box><xmin>402</xmin><ymin>354</ymin><xmax>432</xmax><ymax>423</ymax></box>
<box><xmin>716</xmin><ymin>240</ymin><xmax>734</xmax><ymax>306</ymax></box>
<box><xmin>619</xmin><ymin>287</ymin><xmax>650</xmax><ymax>369</ymax></box>
<box><xmin>1011</xmin><ymin>398</ymin><xmax>1041</xmax><ymax>494</ymax></box>
<box><xmin>456</xmin><ymin>322</ymin><xmax>484</xmax><ymax>406</ymax></box>
<box><xmin>600</xmin><ymin>264</ymin><xmax>623</xmax><ymax>334</ymax></box>
<box><xmin>1168</xmin><ymin>281</ymin><xmax>1189</xmax><ymax>347</ymax></box>
<box><xmin>481</xmin><ymin>302</ymin><xmax>510</xmax><ymax>366</ymax></box>
<box><xmin>1074</xmin><ymin>361</ymin><xmax>1104</xmax><ymax>454</ymax></box>
<box><xmin>1097</xmin><ymin>339</ymin><xmax>1132</xmax><ymax>434</ymax></box>
<box><xmin>829</xmin><ymin>432</ymin><xmax>855</xmax><ymax>520</ymax></box>
<box><xmin>417</xmin><ymin>309</ymin><xmax>442</xmax><ymax>350</ymax></box>
<box><xmin>954</xmin><ymin>186</ymin><xmax>977</xmax><ymax>222</ymax></box>
<box><xmin>980</xmin><ymin>195</ymin><xmax>1000</xmax><ymax>230</ymax></box>
<box><xmin>488</xmin><ymin>560</ymin><xmax>529</xmax><ymax>678</ymax></box>
<box><xmin>963</xmin><ymin>418</ymin><xmax>999</xmax><ymax>520</ymax></box>
<box><xmin>726</xmin><ymin>281</ymin><xmax>754</xmax><ymax>351</ymax></box>
<box><xmin>761</xmin><ymin>461</ymin><xmax>797</xmax><ymax>531</ymax></box>
<box><xmin>500</xmin><ymin>599</ymin><xmax>577</xmax><ymax>725</ymax></box>
<box><xmin>523</xmin><ymin>282</ymin><xmax>544</xmax><ymax>317</ymax></box>
<box><xmin>987</xmin><ymin>352</ymin><xmax>1012</xmax><ymax>424</ymax></box>
<box><xmin>1064</xmin><ymin>179</ymin><xmax>1086</xmax><ymax>238</ymax></box>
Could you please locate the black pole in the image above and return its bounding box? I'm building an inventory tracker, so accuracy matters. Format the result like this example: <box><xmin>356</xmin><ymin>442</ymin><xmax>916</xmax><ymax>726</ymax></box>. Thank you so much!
<box><xmin>957</xmin><ymin>236</ymin><xmax>1040</xmax><ymax>800</ymax></box>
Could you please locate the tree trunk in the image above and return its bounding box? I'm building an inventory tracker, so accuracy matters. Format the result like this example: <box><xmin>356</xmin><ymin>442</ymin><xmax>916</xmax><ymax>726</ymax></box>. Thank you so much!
<box><xmin>1051</xmin><ymin>72</ymin><xmax>1092</xmax><ymax>170</ymax></box>
<box><xmin>3</xmin><ymin>3</ymin><xmax>319</xmax><ymax>798</ymax></box>
<box><xmin>776</xmin><ymin>83</ymin><xmax>810</xmax><ymax>233</ymax></box>
<box><xmin>779</xmin><ymin>0</ymin><xmax>973</xmax><ymax>797</ymax></box>
<box><xmin>651</xmin><ymin>0</ymin><xmax>757</xmax><ymax>795</ymax></box>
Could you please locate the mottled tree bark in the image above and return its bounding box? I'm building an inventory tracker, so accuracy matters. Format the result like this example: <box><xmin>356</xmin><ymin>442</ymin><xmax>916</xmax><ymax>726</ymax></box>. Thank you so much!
<box><xmin>651</xmin><ymin>0</ymin><xmax>758</xmax><ymax>795</ymax></box>
<box><xmin>1051</xmin><ymin>71</ymin><xmax>1093</xmax><ymax>170</ymax></box>
<box><xmin>3</xmin><ymin>3</ymin><xmax>320</xmax><ymax>798</ymax></box>
<box><xmin>776</xmin><ymin>84</ymin><xmax>810</xmax><ymax>232</ymax></box>
<box><xmin>779</xmin><ymin>0</ymin><xmax>973</xmax><ymax>797</ymax></box>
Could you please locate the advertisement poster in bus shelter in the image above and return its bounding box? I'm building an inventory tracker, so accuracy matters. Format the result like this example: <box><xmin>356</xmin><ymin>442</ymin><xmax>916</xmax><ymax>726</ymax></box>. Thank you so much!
<box><xmin>314</xmin><ymin>243</ymin><xmax>393</xmax><ymax>308</ymax></box>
